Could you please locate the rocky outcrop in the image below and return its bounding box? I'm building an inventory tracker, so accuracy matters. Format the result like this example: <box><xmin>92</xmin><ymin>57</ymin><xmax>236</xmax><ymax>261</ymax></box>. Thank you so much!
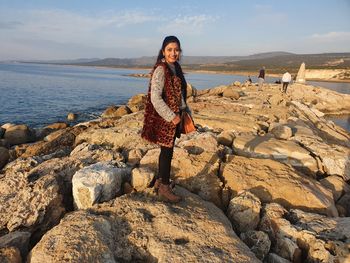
<box><xmin>3</xmin><ymin>124</ymin><xmax>35</xmax><ymax>146</ymax></box>
<box><xmin>29</xmin><ymin>188</ymin><xmax>259</xmax><ymax>262</ymax></box>
<box><xmin>221</xmin><ymin>155</ymin><xmax>337</xmax><ymax>216</ymax></box>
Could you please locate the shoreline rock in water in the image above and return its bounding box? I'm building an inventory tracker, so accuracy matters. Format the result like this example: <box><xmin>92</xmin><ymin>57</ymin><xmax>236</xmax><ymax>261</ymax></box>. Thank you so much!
<box><xmin>0</xmin><ymin>82</ymin><xmax>350</xmax><ymax>262</ymax></box>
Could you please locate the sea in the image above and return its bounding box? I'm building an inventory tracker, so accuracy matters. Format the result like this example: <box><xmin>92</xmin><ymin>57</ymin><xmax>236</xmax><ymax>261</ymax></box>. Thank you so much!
<box><xmin>0</xmin><ymin>62</ymin><xmax>349</xmax><ymax>133</ymax></box>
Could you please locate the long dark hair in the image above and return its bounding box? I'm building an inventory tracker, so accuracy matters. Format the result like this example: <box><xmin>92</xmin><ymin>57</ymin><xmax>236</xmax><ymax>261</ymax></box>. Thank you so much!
<box><xmin>156</xmin><ymin>36</ymin><xmax>182</xmax><ymax>64</ymax></box>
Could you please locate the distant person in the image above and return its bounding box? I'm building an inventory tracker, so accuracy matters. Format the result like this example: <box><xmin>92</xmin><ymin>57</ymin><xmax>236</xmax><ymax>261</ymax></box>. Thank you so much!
<box><xmin>281</xmin><ymin>71</ymin><xmax>292</xmax><ymax>93</ymax></box>
<box><xmin>258</xmin><ymin>66</ymin><xmax>265</xmax><ymax>91</ymax></box>
<box><xmin>247</xmin><ymin>75</ymin><xmax>252</xmax><ymax>84</ymax></box>
<box><xmin>142</xmin><ymin>36</ymin><xmax>192</xmax><ymax>203</ymax></box>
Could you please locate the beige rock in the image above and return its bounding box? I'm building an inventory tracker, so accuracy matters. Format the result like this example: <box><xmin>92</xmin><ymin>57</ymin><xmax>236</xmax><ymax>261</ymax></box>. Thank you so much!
<box><xmin>0</xmin><ymin>147</ymin><xmax>10</xmax><ymax>169</ymax></box>
<box><xmin>232</xmin><ymin>134</ymin><xmax>319</xmax><ymax>175</ymax></box>
<box><xmin>102</xmin><ymin>105</ymin><xmax>131</xmax><ymax>118</ymax></box>
<box><xmin>270</xmin><ymin>125</ymin><xmax>292</xmax><ymax>140</ymax></box>
<box><xmin>127</xmin><ymin>93</ymin><xmax>146</xmax><ymax>112</ymax></box>
<box><xmin>177</xmin><ymin>132</ymin><xmax>219</xmax><ymax>154</ymax></box>
<box><xmin>320</xmin><ymin>175</ymin><xmax>350</xmax><ymax>201</ymax></box>
<box><xmin>140</xmin><ymin>147</ymin><xmax>224</xmax><ymax>208</ymax></box>
<box><xmin>126</xmin><ymin>148</ymin><xmax>143</xmax><ymax>166</ymax></box>
<box><xmin>1</xmin><ymin>123</ymin><xmax>16</xmax><ymax>130</ymax></box>
<box><xmin>4</xmin><ymin>124</ymin><xmax>35</xmax><ymax>146</ymax></box>
<box><xmin>227</xmin><ymin>191</ymin><xmax>261</xmax><ymax>233</ymax></box>
<box><xmin>221</xmin><ymin>155</ymin><xmax>337</xmax><ymax>216</ymax></box>
<box><xmin>223</xmin><ymin>87</ymin><xmax>240</xmax><ymax>100</ymax></box>
<box><xmin>29</xmin><ymin>188</ymin><xmax>259</xmax><ymax>262</ymax></box>
<box><xmin>217</xmin><ymin>130</ymin><xmax>236</xmax><ymax>146</ymax></box>
<box><xmin>288</xmin><ymin>118</ymin><xmax>350</xmax><ymax>180</ymax></box>
<box><xmin>0</xmin><ymin>247</ymin><xmax>21</xmax><ymax>263</ymax></box>
<box><xmin>28</xmin><ymin>212</ymin><xmax>117</xmax><ymax>263</ymax></box>
<box><xmin>72</xmin><ymin>162</ymin><xmax>127</xmax><ymax>209</ymax></box>
<box><xmin>131</xmin><ymin>167</ymin><xmax>154</xmax><ymax>191</ymax></box>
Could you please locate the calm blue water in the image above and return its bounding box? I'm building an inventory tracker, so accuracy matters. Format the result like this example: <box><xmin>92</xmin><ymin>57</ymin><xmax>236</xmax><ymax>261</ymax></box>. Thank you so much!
<box><xmin>0</xmin><ymin>62</ymin><xmax>349</xmax><ymax>132</ymax></box>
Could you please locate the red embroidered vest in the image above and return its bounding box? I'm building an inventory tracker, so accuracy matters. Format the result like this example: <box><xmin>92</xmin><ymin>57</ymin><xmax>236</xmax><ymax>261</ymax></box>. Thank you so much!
<box><xmin>141</xmin><ymin>61</ymin><xmax>182</xmax><ymax>147</ymax></box>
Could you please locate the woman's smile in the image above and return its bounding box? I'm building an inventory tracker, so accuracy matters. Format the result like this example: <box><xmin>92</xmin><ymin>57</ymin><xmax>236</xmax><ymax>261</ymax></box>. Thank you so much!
<box><xmin>163</xmin><ymin>42</ymin><xmax>180</xmax><ymax>64</ymax></box>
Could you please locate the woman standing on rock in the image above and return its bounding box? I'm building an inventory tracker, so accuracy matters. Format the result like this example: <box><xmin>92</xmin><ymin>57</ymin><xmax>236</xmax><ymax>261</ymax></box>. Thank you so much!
<box><xmin>142</xmin><ymin>36</ymin><xmax>191</xmax><ymax>203</ymax></box>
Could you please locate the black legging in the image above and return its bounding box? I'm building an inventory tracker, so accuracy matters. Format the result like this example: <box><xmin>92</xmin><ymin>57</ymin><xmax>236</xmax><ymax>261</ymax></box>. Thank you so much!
<box><xmin>158</xmin><ymin>126</ymin><xmax>178</xmax><ymax>184</ymax></box>
<box><xmin>158</xmin><ymin>145</ymin><xmax>174</xmax><ymax>184</ymax></box>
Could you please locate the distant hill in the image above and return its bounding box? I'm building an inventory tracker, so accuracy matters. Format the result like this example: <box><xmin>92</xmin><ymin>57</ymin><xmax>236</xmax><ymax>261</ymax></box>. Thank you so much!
<box><xmin>19</xmin><ymin>52</ymin><xmax>350</xmax><ymax>74</ymax></box>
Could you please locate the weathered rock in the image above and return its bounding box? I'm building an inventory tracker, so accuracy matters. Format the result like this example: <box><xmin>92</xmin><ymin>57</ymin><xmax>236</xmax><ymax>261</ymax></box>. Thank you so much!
<box><xmin>270</xmin><ymin>125</ymin><xmax>292</xmax><ymax>140</ymax></box>
<box><xmin>232</xmin><ymin>133</ymin><xmax>319</xmax><ymax>175</ymax></box>
<box><xmin>0</xmin><ymin>170</ymin><xmax>65</xmax><ymax>233</ymax></box>
<box><xmin>217</xmin><ymin>130</ymin><xmax>235</xmax><ymax>146</ymax></box>
<box><xmin>131</xmin><ymin>167</ymin><xmax>154</xmax><ymax>191</ymax></box>
<box><xmin>29</xmin><ymin>188</ymin><xmax>259</xmax><ymax>262</ymax></box>
<box><xmin>221</xmin><ymin>155</ymin><xmax>337</xmax><ymax>216</ymax></box>
<box><xmin>140</xmin><ymin>147</ymin><xmax>223</xmax><ymax>208</ymax></box>
<box><xmin>28</xmin><ymin>211</ymin><xmax>117</xmax><ymax>263</ymax></box>
<box><xmin>223</xmin><ymin>87</ymin><xmax>240</xmax><ymax>100</ymax></box>
<box><xmin>127</xmin><ymin>93</ymin><xmax>146</xmax><ymax>112</ymax></box>
<box><xmin>288</xmin><ymin>118</ymin><xmax>350</xmax><ymax>180</ymax></box>
<box><xmin>227</xmin><ymin>191</ymin><xmax>261</xmax><ymax>233</ymax></box>
<box><xmin>1</xmin><ymin>123</ymin><xmax>15</xmax><ymax>129</ymax></box>
<box><xmin>126</xmin><ymin>148</ymin><xmax>144</xmax><ymax>166</ymax></box>
<box><xmin>177</xmin><ymin>132</ymin><xmax>219</xmax><ymax>154</ymax></box>
<box><xmin>233</xmin><ymin>81</ymin><xmax>241</xmax><ymax>87</ymax></box>
<box><xmin>70</xmin><ymin>142</ymin><xmax>125</xmax><ymax>165</ymax></box>
<box><xmin>240</xmin><ymin>230</ymin><xmax>271</xmax><ymax>260</ymax></box>
<box><xmin>0</xmin><ymin>247</ymin><xmax>21</xmax><ymax>263</ymax></box>
<box><xmin>289</xmin><ymin>209</ymin><xmax>350</xmax><ymax>241</ymax></box>
<box><xmin>3</xmin><ymin>124</ymin><xmax>35</xmax><ymax>146</ymax></box>
<box><xmin>72</xmin><ymin>162</ymin><xmax>128</xmax><ymax>209</ymax></box>
<box><xmin>102</xmin><ymin>105</ymin><xmax>131</xmax><ymax>118</ymax></box>
<box><xmin>274</xmin><ymin>237</ymin><xmax>301</xmax><ymax>263</ymax></box>
<box><xmin>320</xmin><ymin>175</ymin><xmax>350</xmax><ymax>201</ymax></box>
<box><xmin>0</xmin><ymin>231</ymin><xmax>31</xmax><ymax>258</ymax></box>
<box><xmin>18</xmin><ymin>126</ymin><xmax>86</xmax><ymax>159</ymax></box>
<box><xmin>0</xmin><ymin>147</ymin><xmax>10</xmax><ymax>169</ymax></box>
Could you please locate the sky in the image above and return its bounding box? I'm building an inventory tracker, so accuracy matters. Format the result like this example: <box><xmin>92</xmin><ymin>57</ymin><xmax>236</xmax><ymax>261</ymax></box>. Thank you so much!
<box><xmin>0</xmin><ymin>0</ymin><xmax>349</xmax><ymax>60</ymax></box>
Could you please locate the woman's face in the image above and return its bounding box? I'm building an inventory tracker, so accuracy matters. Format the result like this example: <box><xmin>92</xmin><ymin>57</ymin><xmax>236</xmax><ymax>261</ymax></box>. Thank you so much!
<box><xmin>162</xmin><ymin>42</ymin><xmax>180</xmax><ymax>64</ymax></box>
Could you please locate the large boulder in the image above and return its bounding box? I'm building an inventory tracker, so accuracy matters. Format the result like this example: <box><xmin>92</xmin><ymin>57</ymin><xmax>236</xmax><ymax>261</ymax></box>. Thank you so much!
<box><xmin>223</xmin><ymin>87</ymin><xmax>240</xmax><ymax>100</ymax></box>
<box><xmin>221</xmin><ymin>155</ymin><xmax>337</xmax><ymax>217</ymax></box>
<box><xmin>3</xmin><ymin>124</ymin><xmax>35</xmax><ymax>146</ymax></box>
<box><xmin>72</xmin><ymin>162</ymin><xmax>128</xmax><ymax>209</ymax></box>
<box><xmin>29</xmin><ymin>188</ymin><xmax>260</xmax><ymax>262</ymax></box>
<box><xmin>131</xmin><ymin>167</ymin><xmax>154</xmax><ymax>191</ymax></box>
<box><xmin>270</xmin><ymin>125</ymin><xmax>292</xmax><ymax>140</ymax></box>
<box><xmin>232</xmin><ymin>134</ymin><xmax>319</xmax><ymax>175</ymax></box>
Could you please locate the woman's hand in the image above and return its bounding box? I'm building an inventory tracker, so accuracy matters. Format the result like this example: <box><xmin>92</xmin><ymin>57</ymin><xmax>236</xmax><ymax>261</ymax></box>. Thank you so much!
<box><xmin>172</xmin><ymin>114</ymin><xmax>181</xmax><ymax>125</ymax></box>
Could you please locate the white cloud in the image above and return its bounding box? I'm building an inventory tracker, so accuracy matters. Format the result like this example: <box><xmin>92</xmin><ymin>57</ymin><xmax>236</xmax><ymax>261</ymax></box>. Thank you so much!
<box><xmin>309</xmin><ymin>31</ymin><xmax>350</xmax><ymax>42</ymax></box>
<box><xmin>158</xmin><ymin>15</ymin><xmax>216</xmax><ymax>35</ymax></box>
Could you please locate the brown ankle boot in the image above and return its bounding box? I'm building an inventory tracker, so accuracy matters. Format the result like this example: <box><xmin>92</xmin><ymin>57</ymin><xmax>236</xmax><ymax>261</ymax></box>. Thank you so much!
<box><xmin>158</xmin><ymin>183</ymin><xmax>181</xmax><ymax>203</ymax></box>
<box><xmin>154</xmin><ymin>179</ymin><xmax>175</xmax><ymax>192</ymax></box>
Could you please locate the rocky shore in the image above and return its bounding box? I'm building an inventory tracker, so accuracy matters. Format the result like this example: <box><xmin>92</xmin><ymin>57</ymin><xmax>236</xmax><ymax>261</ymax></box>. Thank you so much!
<box><xmin>0</xmin><ymin>81</ymin><xmax>350</xmax><ymax>262</ymax></box>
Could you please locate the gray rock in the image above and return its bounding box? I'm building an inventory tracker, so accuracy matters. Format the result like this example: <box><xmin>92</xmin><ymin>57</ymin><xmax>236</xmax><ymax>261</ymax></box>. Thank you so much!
<box><xmin>72</xmin><ymin>162</ymin><xmax>128</xmax><ymax>209</ymax></box>
<box><xmin>227</xmin><ymin>191</ymin><xmax>261</xmax><ymax>234</ymax></box>
<box><xmin>240</xmin><ymin>230</ymin><xmax>271</xmax><ymax>260</ymax></box>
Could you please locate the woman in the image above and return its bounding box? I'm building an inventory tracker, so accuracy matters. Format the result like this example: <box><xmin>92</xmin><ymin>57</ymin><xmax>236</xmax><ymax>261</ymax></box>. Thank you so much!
<box><xmin>141</xmin><ymin>36</ymin><xmax>191</xmax><ymax>203</ymax></box>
